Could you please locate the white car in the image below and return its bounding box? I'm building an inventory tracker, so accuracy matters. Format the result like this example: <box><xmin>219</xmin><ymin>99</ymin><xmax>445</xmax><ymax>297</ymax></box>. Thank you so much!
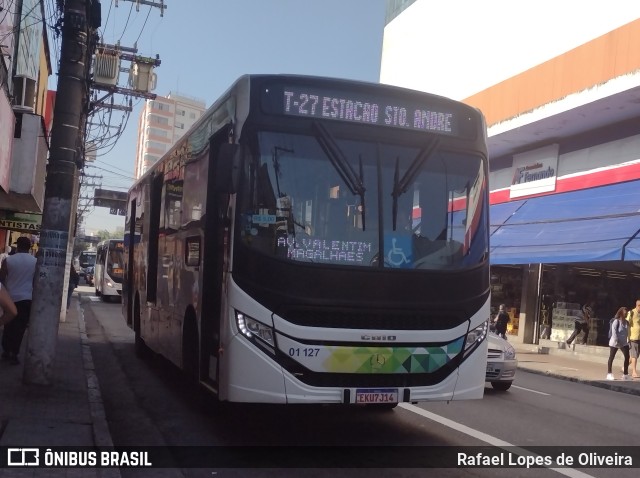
<box><xmin>486</xmin><ymin>333</ymin><xmax>517</xmax><ymax>391</ymax></box>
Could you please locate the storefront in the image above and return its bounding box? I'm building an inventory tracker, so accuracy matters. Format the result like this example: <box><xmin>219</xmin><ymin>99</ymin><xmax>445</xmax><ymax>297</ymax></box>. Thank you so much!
<box><xmin>0</xmin><ymin>211</ymin><xmax>41</xmax><ymax>255</ymax></box>
<box><xmin>490</xmin><ymin>266</ymin><xmax>522</xmax><ymax>338</ymax></box>
<box><xmin>489</xmin><ymin>178</ymin><xmax>640</xmax><ymax>346</ymax></box>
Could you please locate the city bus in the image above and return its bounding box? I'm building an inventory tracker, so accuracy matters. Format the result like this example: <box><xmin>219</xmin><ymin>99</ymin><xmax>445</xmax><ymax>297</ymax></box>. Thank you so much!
<box><xmin>77</xmin><ymin>249</ymin><xmax>97</xmax><ymax>280</ymax></box>
<box><xmin>123</xmin><ymin>75</ymin><xmax>490</xmax><ymax>406</ymax></box>
<box><xmin>95</xmin><ymin>239</ymin><xmax>124</xmax><ymax>301</ymax></box>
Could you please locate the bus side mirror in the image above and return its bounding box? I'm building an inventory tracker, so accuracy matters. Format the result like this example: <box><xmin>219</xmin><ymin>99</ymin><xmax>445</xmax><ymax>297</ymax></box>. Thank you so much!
<box><xmin>216</xmin><ymin>143</ymin><xmax>243</xmax><ymax>194</ymax></box>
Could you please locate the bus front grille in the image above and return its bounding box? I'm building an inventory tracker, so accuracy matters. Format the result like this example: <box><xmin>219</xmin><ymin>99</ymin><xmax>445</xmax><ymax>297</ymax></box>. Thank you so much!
<box><xmin>278</xmin><ymin>307</ymin><xmax>464</xmax><ymax>330</ymax></box>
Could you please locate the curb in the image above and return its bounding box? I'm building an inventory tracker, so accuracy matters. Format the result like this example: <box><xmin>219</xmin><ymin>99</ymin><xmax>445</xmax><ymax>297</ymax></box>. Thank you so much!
<box><xmin>76</xmin><ymin>300</ymin><xmax>122</xmax><ymax>478</ymax></box>
<box><xmin>518</xmin><ymin>366</ymin><xmax>640</xmax><ymax>397</ymax></box>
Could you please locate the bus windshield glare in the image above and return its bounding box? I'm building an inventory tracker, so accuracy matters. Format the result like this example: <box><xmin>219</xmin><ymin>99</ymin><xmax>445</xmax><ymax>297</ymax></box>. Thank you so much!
<box><xmin>239</xmin><ymin>129</ymin><xmax>487</xmax><ymax>270</ymax></box>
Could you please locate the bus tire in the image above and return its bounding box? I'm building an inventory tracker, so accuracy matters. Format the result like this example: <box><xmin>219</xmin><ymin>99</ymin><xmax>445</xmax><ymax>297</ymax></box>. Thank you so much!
<box><xmin>182</xmin><ymin>311</ymin><xmax>199</xmax><ymax>385</ymax></box>
<box><xmin>133</xmin><ymin>295</ymin><xmax>149</xmax><ymax>358</ymax></box>
<box><xmin>490</xmin><ymin>381</ymin><xmax>512</xmax><ymax>391</ymax></box>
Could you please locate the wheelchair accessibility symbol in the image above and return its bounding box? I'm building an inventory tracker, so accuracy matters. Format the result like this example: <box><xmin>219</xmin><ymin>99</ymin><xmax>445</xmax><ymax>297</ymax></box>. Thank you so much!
<box><xmin>384</xmin><ymin>235</ymin><xmax>413</xmax><ymax>268</ymax></box>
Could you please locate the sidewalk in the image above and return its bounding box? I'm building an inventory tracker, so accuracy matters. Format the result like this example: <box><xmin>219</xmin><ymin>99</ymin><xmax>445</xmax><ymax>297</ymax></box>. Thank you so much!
<box><xmin>512</xmin><ymin>339</ymin><xmax>640</xmax><ymax>396</ymax></box>
<box><xmin>0</xmin><ymin>292</ymin><xmax>120</xmax><ymax>478</ymax></box>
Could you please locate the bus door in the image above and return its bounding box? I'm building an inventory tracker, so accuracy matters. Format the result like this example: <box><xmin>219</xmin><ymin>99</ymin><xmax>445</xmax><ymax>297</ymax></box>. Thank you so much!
<box><xmin>199</xmin><ymin>128</ymin><xmax>234</xmax><ymax>385</ymax></box>
<box><xmin>158</xmin><ymin>160</ymin><xmax>183</xmax><ymax>363</ymax></box>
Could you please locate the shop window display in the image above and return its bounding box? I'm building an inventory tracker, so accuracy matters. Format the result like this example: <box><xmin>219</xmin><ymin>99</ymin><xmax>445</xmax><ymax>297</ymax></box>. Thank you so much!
<box><xmin>540</xmin><ymin>264</ymin><xmax>640</xmax><ymax>347</ymax></box>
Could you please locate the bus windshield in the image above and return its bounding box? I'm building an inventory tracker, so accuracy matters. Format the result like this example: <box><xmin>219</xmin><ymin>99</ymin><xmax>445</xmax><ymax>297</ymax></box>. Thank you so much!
<box><xmin>238</xmin><ymin>128</ymin><xmax>487</xmax><ymax>270</ymax></box>
<box><xmin>78</xmin><ymin>251</ymin><xmax>96</xmax><ymax>268</ymax></box>
<box><xmin>107</xmin><ymin>242</ymin><xmax>125</xmax><ymax>280</ymax></box>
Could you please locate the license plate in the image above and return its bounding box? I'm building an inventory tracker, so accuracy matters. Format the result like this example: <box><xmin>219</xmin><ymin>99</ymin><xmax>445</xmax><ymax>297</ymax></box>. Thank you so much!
<box><xmin>486</xmin><ymin>364</ymin><xmax>495</xmax><ymax>373</ymax></box>
<box><xmin>355</xmin><ymin>388</ymin><xmax>398</xmax><ymax>404</ymax></box>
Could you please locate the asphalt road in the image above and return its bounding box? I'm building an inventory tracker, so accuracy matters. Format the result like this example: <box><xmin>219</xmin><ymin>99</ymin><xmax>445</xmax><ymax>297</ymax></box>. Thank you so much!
<box><xmin>77</xmin><ymin>288</ymin><xmax>637</xmax><ymax>478</ymax></box>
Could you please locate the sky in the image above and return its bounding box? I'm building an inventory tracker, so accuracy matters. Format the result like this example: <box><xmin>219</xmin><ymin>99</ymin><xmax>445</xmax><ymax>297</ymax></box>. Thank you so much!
<box><xmin>78</xmin><ymin>0</ymin><xmax>386</xmax><ymax>234</ymax></box>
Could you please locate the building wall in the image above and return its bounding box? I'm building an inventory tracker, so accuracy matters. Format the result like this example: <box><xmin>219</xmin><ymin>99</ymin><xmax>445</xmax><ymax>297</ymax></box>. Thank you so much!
<box><xmin>489</xmin><ymin>133</ymin><xmax>640</xmax><ymax>204</ymax></box>
<box><xmin>0</xmin><ymin>90</ymin><xmax>14</xmax><ymax>193</ymax></box>
<box><xmin>381</xmin><ymin>0</ymin><xmax>640</xmax><ymax>100</ymax></box>
<box><xmin>464</xmin><ymin>19</ymin><xmax>640</xmax><ymax>127</ymax></box>
<box><xmin>35</xmin><ymin>19</ymin><xmax>51</xmax><ymax>118</ymax></box>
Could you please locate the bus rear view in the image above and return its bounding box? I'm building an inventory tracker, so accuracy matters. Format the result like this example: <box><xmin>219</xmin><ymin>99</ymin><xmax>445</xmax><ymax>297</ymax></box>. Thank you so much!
<box><xmin>124</xmin><ymin>75</ymin><xmax>490</xmax><ymax>407</ymax></box>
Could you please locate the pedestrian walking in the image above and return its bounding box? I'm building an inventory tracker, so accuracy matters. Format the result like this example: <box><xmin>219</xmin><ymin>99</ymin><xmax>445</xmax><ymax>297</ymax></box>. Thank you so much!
<box><xmin>0</xmin><ymin>245</ymin><xmax>11</xmax><ymax>265</ymax></box>
<box><xmin>493</xmin><ymin>304</ymin><xmax>509</xmax><ymax>340</ymax></box>
<box><xmin>607</xmin><ymin>307</ymin><xmax>631</xmax><ymax>381</ymax></box>
<box><xmin>626</xmin><ymin>300</ymin><xmax>640</xmax><ymax>378</ymax></box>
<box><xmin>566</xmin><ymin>302</ymin><xmax>592</xmax><ymax>346</ymax></box>
<box><xmin>67</xmin><ymin>265</ymin><xmax>79</xmax><ymax>310</ymax></box>
<box><xmin>0</xmin><ymin>236</ymin><xmax>37</xmax><ymax>365</ymax></box>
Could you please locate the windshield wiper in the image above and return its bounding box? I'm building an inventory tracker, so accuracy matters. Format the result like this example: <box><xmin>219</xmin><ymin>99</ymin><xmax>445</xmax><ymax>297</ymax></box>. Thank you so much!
<box><xmin>391</xmin><ymin>138</ymin><xmax>439</xmax><ymax>230</ymax></box>
<box><xmin>312</xmin><ymin>121</ymin><xmax>367</xmax><ymax>229</ymax></box>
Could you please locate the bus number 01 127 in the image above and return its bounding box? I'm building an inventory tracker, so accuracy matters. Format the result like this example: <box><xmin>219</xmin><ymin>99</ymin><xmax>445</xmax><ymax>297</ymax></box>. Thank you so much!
<box><xmin>288</xmin><ymin>347</ymin><xmax>320</xmax><ymax>357</ymax></box>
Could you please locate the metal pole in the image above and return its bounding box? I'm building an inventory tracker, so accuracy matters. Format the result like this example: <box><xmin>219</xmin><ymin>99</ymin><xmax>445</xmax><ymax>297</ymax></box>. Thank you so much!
<box><xmin>23</xmin><ymin>0</ymin><xmax>89</xmax><ymax>385</ymax></box>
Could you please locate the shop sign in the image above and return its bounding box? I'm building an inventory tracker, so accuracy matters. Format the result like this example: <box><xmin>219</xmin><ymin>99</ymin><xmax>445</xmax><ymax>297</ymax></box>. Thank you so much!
<box><xmin>510</xmin><ymin>144</ymin><xmax>559</xmax><ymax>199</ymax></box>
<box><xmin>0</xmin><ymin>211</ymin><xmax>42</xmax><ymax>231</ymax></box>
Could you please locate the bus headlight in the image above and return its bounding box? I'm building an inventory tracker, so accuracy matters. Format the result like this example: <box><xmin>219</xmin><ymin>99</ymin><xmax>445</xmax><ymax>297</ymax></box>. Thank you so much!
<box><xmin>235</xmin><ymin>311</ymin><xmax>275</xmax><ymax>347</ymax></box>
<box><xmin>463</xmin><ymin>320</ymin><xmax>488</xmax><ymax>357</ymax></box>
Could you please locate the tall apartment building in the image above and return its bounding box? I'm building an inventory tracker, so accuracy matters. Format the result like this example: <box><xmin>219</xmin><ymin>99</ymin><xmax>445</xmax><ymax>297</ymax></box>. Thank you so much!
<box><xmin>382</xmin><ymin>1</ymin><xmax>640</xmax><ymax>345</ymax></box>
<box><xmin>134</xmin><ymin>93</ymin><xmax>206</xmax><ymax>178</ymax></box>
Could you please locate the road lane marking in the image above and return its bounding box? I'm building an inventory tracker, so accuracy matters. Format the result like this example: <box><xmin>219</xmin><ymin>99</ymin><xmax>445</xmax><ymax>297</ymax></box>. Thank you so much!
<box><xmin>512</xmin><ymin>385</ymin><xmax>550</xmax><ymax>395</ymax></box>
<box><xmin>399</xmin><ymin>403</ymin><xmax>595</xmax><ymax>478</ymax></box>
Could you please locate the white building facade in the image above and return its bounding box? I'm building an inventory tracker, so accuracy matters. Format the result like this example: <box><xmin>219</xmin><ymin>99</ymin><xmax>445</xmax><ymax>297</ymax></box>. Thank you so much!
<box><xmin>382</xmin><ymin>1</ymin><xmax>640</xmax><ymax>346</ymax></box>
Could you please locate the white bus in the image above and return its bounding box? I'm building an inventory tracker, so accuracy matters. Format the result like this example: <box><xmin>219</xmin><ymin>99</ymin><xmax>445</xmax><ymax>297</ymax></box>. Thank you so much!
<box><xmin>95</xmin><ymin>239</ymin><xmax>124</xmax><ymax>301</ymax></box>
<box><xmin>123</xmin><ymin>75</ymin><xmax>490</xmax><ymax>407</ymax></box>
<box><xmin>77</xmin><ymin>249</ymin><xmax>97</xmax><ymax>281</ymax></box>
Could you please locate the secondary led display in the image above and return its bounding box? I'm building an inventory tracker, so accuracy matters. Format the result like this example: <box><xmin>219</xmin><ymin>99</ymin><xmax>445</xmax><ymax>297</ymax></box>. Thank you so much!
<box><xmin>276</xmin><ymin>236</ymin><xmax>373</xmax><ymax>263</ymax></box>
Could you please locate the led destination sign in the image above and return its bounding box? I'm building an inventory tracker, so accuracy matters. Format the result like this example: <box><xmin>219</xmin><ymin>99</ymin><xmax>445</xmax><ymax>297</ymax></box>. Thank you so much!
<box><xmin>281</xmin><ymin>86</ymin><xmax>466</xmax><ymax>136</ymax></box>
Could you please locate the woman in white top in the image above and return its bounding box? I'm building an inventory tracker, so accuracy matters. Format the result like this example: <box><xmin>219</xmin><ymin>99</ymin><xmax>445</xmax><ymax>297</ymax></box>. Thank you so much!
<box><xmin>607</xmin><ymin>306</ymin><xmax>630</xmax><ymax>381</ymax></box>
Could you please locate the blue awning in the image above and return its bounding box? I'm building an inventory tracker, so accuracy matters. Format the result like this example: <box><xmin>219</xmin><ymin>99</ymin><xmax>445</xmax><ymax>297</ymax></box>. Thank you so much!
<box><xmin>488</xmin><ymin>199</ymin><xmax>525</xmax><ymax>235</ymax></box>
<box><xmin>490</xmin><ymin>181</ymin><xmax>640</xmax><ymax>264</ymax></box>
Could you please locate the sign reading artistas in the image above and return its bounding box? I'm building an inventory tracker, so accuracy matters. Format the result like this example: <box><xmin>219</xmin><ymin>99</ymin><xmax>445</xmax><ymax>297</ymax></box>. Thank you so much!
<box><xmin>510</xmin><ymin>144</ymin><xmax>559</xmax><ymax>199</ymax></box>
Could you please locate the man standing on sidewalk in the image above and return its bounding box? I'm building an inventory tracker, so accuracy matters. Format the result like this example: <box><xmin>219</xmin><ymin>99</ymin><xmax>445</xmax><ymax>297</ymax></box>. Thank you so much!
<box><xmin>627</xmin><ymin>300</ymin><xmax>640</xmax><ymax>378</ymax></box>
<box><xmin>0</xmin><ymin>237</ymin><xmax>37</xmax><ymax>365</ymax></box>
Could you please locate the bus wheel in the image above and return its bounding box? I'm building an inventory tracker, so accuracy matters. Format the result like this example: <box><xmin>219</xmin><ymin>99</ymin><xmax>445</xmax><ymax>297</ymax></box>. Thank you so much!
<box><xmin>182</xmin><ymin>313</ymin><xmax>199</xmax><ymax>385</ymax></box>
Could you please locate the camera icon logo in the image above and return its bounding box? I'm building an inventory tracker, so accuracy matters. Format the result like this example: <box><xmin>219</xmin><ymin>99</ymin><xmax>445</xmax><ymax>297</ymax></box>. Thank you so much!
<box><xmin>7</xmin><ymin>448</ymin><xmax>40</xmax><ymax>466</ymax></box>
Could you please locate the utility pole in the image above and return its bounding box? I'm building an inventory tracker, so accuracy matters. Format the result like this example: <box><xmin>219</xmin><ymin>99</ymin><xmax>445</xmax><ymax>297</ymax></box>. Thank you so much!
<box><xmin>23</xmin><ymin>0</ymin><xmax>94</xmax><ymax>385</ymax></box>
